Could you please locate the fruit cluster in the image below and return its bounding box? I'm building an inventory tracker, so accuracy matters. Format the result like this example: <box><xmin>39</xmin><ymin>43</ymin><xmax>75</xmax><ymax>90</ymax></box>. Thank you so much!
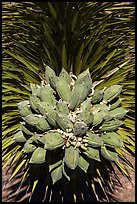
<box><xmin>13</xmin><ymin>67</ymin><xmax>127</xmax><ymax>183</ymax></box>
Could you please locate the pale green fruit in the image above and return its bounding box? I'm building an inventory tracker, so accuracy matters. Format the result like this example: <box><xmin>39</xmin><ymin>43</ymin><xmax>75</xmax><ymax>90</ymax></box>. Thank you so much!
<box><xmin>64</xmin><ymin>146</ymin><xmax>79</xmax><ymax>170</ymax></box>
<box><xmin>29</xmin><ymin>147</ymin><xmax>46</xmax><ymax>164</ymax></box>
<box><xmin>17</xmin><ymin>100</ymin><xmax>32</xmax><ymax>117</ymax></box>
<box><xmin>100</xmin><ymin>119</ymin><xmax>123</xmax><ymax>132</ymax></box>
<box><xmin>110</xmin><ymin>107</ymin><xmax>128</xmax><ymax>119</ymax></box>
<box><xmin>84</xmin><ymin>147</ymin><xmax>100</xmax><ymax>162</ymax></box>
<box><xmin>45</xmin><ymin>65</ymin><xmax>57</xmax><ymax>89</ymax></box>
<box><xmin>103</xmin><ymin>85</ymin><xmax>122</xmax><ymax>102</ymax></box>
<box><xmin>13</xmin><ymin>130</ymin><xmax>27</xmax><ymax>142</ymax></box>
<box><xmin>101</xmin><ymin>131</ymin><xmax>123</xmax><ymax>148</ymax></box>
<box><xmin>56</xmin><ymin>78</ymin><xmax>71</xmax><ymax>103</ymax></box>
<box><xmin>14</xmin><ymin>67</ymin><xmax>127</xmax><ymax>186</ymax></box>
<box><xmin>73</xmin><ymin>121</ymin><xmax>88</xmax><ymax>136</ymax></box>
<box><xmin>38</xmin><ymin>131</ymin><xmax>64</xmax><ymax>150</ymax></box>
<box><xmin>101</xmin><ymin>146</ymin><xmax>119</xmax><ymax>162</ymax></box>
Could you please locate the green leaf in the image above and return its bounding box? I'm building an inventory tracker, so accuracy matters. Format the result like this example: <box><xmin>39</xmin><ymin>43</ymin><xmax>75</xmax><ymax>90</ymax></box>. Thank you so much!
<box><xmin>2</xmin><ymin>84</ymin><xmax>30</xmax><ymax>96</ymax></box>
<box><xmin>75</xmin><ymin>43</ymin><xmax>84</xmax><ymax>75</ymax></box>
<box><xmin>2</xmin><ymin>124</ymin><xmax>20</xmax><ymax>136</ymax></box>
<box><xmin>32</xmin><ymin>179</ymin><xmax>38</xmax><ymax>193</ymax></box>
<box><xmin>10</xmin><ymin>159</ymin><xmax>27</xmax><ymax>180</ymax></box>
<box><xmin>2</xmin><ymin>154</ymin><xmax>15</xmax><ymax>169</ymax></box>
<box><xmin>71</xmin><ymin>11</ymin><xmax>78</xmax><ymax>31</ymax></box>
<box><xmin>62</xmin><ymin>44</ymin><xmax>68</xmax><ymax>71</ymax></box>
<box><xmin>48</xmin><ymin>3</ymin><xmax>57</xmax><ymax>18</ymax></box>
<box><xmin>96</xmin><ymin>49</ymin><xmax>117</xmax><ymax>71</ymax></box>
<box><xmin>115</xmin><ymin>162</ymin><xmax>129</xmax><ymax>177</ymax></box>
<box><xmin>2</xmin><ymin>139</ymin><xmax>15</xmax><ymax>150</ymax></box>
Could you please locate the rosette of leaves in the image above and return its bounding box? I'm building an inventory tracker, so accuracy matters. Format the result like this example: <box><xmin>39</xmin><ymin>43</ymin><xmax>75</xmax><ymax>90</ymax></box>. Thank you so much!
<box><xmin>12</xmin><ymin>66</ymin><xmax>128</xmax><ymax>196</ymax></box>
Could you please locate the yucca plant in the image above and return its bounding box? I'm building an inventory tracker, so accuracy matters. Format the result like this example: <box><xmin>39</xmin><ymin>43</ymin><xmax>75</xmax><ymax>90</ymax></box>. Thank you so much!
<box><xmin>2</xmin><ymin>2</ymin><xmax>135</xmax><ymax>202</ymax></box>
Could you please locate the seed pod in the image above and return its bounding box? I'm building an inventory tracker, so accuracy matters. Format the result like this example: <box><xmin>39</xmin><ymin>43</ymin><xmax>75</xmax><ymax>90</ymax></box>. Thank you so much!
<box><xmin>39</xmin><ymin>85</ymin><xmax>56</xmax><ymax>106</ymax></box>
<box><xmin>38</xmin><ymin>102</ymin><xmax>57</xmax><ymax>127</ymax></box>
<box><xmin>29</xmin><ymin>95</ymin><xmax>41</xmax><ymax>113</ymax></box>
<box><xmin>100</xmin><ymin>119</ymin><xmax>123</xmax><ymax>132</ymax></box>
<box><xmin>23</xmin><ymin>140</ymin><xmax>37</xmax><ymax>153</ymax></box>
<box><xmin>20</xmin><ymin>123</ymin><xmax>34</xmax><ymax>136</ymax></box>
<box><xmin>93</xmin><ymin>103</ymin><xmax>109</xmax><ymax>111</ymax></box>
<box><xmin>100</xmin><ymin>109</ymin><xmax>113</xmax><ymax>122</ymax></box>
<box><xmin>101</xmin><ymin>146</ymin><xmax>119</xmax><ymax>162</ymax></box>
<box><xmin>82</xmin><ymin>139</ymin><xmax>88</xmax><ymax>143</ymax></box>
<box><xmin>59</xmin><ymin>68</ymin><xmax>71</xmax><ymax>85</ymax></box>
<box><xmin>56</xmin><ymin>113</ymin><xmax>73</xmax><ymax>131</ymax></box>
<box><xmin>45</xmin><ymin>66</ymin><xmax>57</xmax><ymax>89</ymax></box>
<box><xmin>56</xmin><ymin>100</ymin><xmax>69</xmax><ymax>115</ymax></box>
<box><xmin>77</xmin><ymin>137</ymin><xmax>82</xmax><ymax>142</ymax></box>
<box><xmin>84</xmin><ymin>132</ymin><xmax>103</xmax><ymax>147</ymax></box>
<box><xmin>23</xmin><ymin>114</ymin><xmax>39</xmax><ymax>126</ymax></box>
<box><xmin>109</xmin><ymin>98</ymin><xmax>122</xmax><ymax>110</ymax></box>
<box><xmin>56</xmin><ymin>78</ymin><xmax>71</xmax><ymax>103</ymax></box>
<box><xmin>29</xmin><ymin>147</ymin><xmax>46</xmax><ymax>164</ymax></box>
<box><xmin>30</xmin><ymin>83</ymin><xmax>41</xmax><ymax>97</ymax></box>
<box><xmin>44</xmin><ymin>132</ymin><xmax>64</xmax><ymax>150</ymax></box>
<box><xmin>64</xmin><ymin>146</ymin><xmax>79</xmax><ymax>170</ymax></box>
<box><xmin>77</xmin><ymin>109</ymin><xmax>94</xmax><ymax>127</ymax></box>
<box><xmin>17</xmin><ymin>100</ymin><xmax>32</xmax><ymax>117</ymax></box>
<box><xmin>101</xmin><ymin>131</ymin><xmax>123</xmax><ymax>148</ymax></box>
<box><xmin>38</xmin><ymin>102</ymin><xmax>51</xmax><ymax>116</ymax></box>
<box><xmin>18</xmin><ymin>100</ymin><xmax>29</xmax><ymax>107</ymax></box>
<box><xmin>80</xmin><ymin>97</ymin><xmax>91</xmax><ymax>111</ymax></box>
<box><xmin>69</xmin><ymin>84</ymin><xmax>89</xmax><ymax>110</ymax></box>
<box><xmin>45</xmin><ymin>108</ymin><xmax>57</xmax><ymax>127</ymax></box>
<box><xmin>13</xmin><ymin>130</ymin><xmax>26</xmax><ymax>143</ymax></box>
<box><xmin>78</xmin><ymin>155</ymin><xmax>89</xmax><ymax>173</ymax></box>
<box><xmin>73</xmin><ymin>121</ymin><xmax>88</xmax><ymax>136</ymax></box>
<box><xmin>43</xmin><ymin>132</ymin><xmax>64</xmax><ymax>150</ymax></box>
<box><xmin>83</xmin><ymin>147</ymin><xmax>100</xmax><ymax>161</ymax></box>
<box><xmin>75</xmin><ymin>69</ymin><xmax>92</xmax><ymax>91</ymax></box>
<box><xmin>31</xmin><ymin>132</ymin><xmax>44</xmax><ymax>144</ymax></box>
<box><xmin>92</xmin><ymin>112</ymin><xmax>103</xmax><ymax>126</ymax></box>
<box><xmin>51</xmin><ymin>164</ymin><xmax>63</xmax><ymax>184</ymax></box>
<box><xmin>36</xmin><ymin>116</ymin><xmax>51</xmax><ymax>131</ymax></box>
<box><xmin>103</xmin><ymin>85</ymin><xmax>122</xmax><ymax>102</ymax></box>
<box><xmin>90</xmin><ymin>89</ymin><xmax>103</xmax><ymax>104</ymax></box>
<box><xmin>110</xmin><ymin>107</ymin><xmax>128</xmax><ymax>119</ymax></box>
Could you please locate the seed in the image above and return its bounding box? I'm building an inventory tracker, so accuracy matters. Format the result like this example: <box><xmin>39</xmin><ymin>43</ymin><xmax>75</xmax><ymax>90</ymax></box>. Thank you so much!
<box><xmin>78</xmin><ymin>137</ymin><xmax>82</xmax><ymax>142</ymax></box>
<box><xmin>82</xmin><ymin>139</ymin><xmax>88</xmax><ymax>143</ymax></box>
<box><xmin>65</xmin><ymin>141</ymin><xmax>70</xmax><ymax>147</ymax></box>
<box><xmin>66</xmin><ymin>129</ymin><xmax>69</xmax><ymax>133</ymax></box>
<box><xmin>70</xmin><ymin>132</ymin><xmax>74</xmax><ymax>136</ymax></box>
<box><xmin>68</xmin><ymin>128</ymin><xmax>73</xmax><ymax>132</ymax></box>
<box><xmin>71</xmin><ymin>141</ymin><xmax>77</xmax><ymax>146</ymax></box>
<box><xmin>64</xmin><ymin>132</ymin><xmax>69</xmax><ymax>137</ymax></box>
<box><xmin>84</xmin><ymin>143</ymin><xmax>88</xmax><ymax>147</ymax></box>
